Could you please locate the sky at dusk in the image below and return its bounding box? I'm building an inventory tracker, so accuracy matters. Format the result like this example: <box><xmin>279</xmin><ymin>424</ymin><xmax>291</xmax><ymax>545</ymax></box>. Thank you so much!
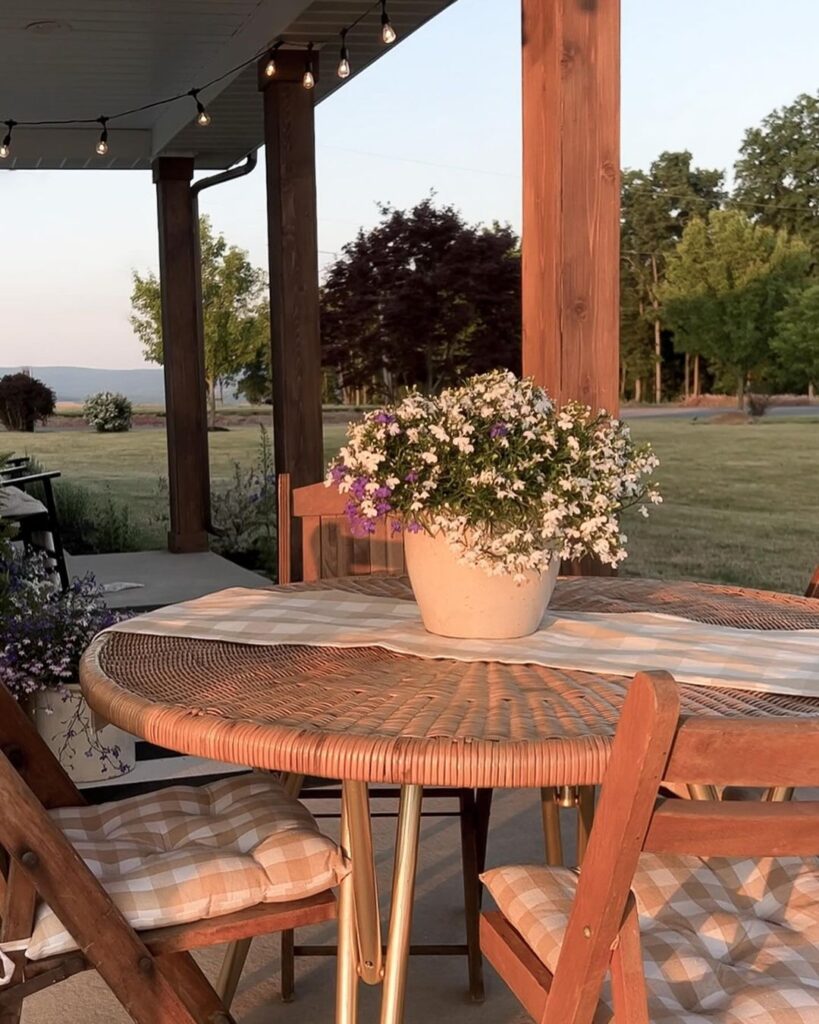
<box><xmin>2</xmin><ymin>0</ymin><xmax>818</xmax><ymax>370</ymax></box>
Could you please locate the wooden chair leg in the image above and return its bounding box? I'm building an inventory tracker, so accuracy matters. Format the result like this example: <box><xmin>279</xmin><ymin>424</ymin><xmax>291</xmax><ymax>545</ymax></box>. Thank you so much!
<box><xmin>576</xmin><ymin>785</ymin><xmax>596</xmax><ymax>863</ymax></box>
<box><xmin>540</xmin><ymin>788</ymin><xmax>564</xmax><ymax>866</ymax></box>
<box><xmin>458</xmin><ymin>788</ymin><xmax>485</xmax><ymax>1003</ymax></box>
<box><xmin>214</xmin><ymin>938</ymin><xmax>251</xmax><ymax>1009</ymax></box>
<box><xmin>0</xmin><ymin>994</ymin><xmax>22</xmax><ymax>1024</ymax></box>
<box><xmin>610</xmin><ymin>895</ymin><xmax>649</xmax><ymax>1024</ymax></box>
<box><xmin>281</xmin><ymin>929</ymin><xmax>295</xmax><ymax>1002</ymax></box>
<box><xmin>156</xmin><ymin>951</ymin><xmax>234</xmax><ymax>1024</ymax></box>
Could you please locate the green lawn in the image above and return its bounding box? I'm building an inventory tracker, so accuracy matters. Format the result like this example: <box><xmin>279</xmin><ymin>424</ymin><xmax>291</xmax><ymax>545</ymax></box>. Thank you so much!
<box><xmin>6</xmin><ymin>417</ymin><xmax>818</xmax><ymax>594</ymax></box>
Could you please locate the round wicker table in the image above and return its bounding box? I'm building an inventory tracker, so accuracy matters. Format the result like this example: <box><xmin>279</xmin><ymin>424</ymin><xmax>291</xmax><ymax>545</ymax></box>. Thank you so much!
<box><xmin>80</xmin><ymin>575</ymin><xmax>819</xmax><ymax>1024</ymax></box>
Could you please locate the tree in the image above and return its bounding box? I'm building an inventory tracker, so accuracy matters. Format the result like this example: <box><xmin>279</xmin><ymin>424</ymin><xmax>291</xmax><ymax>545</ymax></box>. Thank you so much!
<box><xmin>621</xmin><ymin>151</ymin><xmax>726</xmax><ymax>402</ymax></box>
<box><xmin>661</xmin><ymin>211</ymin><xmax>811</xmax><ymax>406</ymax></box>
<box><xmin>0</xmin><ymin>373</ymin><xmax>55</xmax><ymax>432</ymax></box>
<box><xmin>772</xmin><ymin>283</ymin><xmax>819</xmax><ymax>395</ymax></box>
<box><xmin>734</xmin><ymin>92</ymin><xmax>819</xmax><ymax>257</ymax></box>
<box><xmin>131</xmin><ymin>217</ymin><xmax>268</xmax><ymax>428</ymax></box>
<box><xmin>321</xmin><ymin>198</ymin><xmax>521</xmax><ymax>398</ymax></box>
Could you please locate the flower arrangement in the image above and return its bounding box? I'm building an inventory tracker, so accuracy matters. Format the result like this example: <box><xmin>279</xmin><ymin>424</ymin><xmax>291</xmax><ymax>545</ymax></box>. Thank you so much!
<box><xmin>327</xmin><ymin>369</ymin><xmax>661</xmax><ymax>579</ymax></box>
<box><xmin>0</xmin><ymin>549</ymin><xmax>129</xmax><ymax>775</ymax></box>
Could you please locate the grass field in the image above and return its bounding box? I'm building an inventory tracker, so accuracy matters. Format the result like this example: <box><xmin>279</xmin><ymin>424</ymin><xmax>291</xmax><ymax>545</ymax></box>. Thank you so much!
<box><xmin>5</xmin><ymin>417</ymin><xmax>818</xmax><ymax>594</ymax></box>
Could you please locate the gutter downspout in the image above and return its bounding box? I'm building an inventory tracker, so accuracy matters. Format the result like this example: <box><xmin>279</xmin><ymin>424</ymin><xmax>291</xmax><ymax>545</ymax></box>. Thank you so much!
<box><xmin>189</xmin><ymin>150</ymin><xmax>259</xmax><ymax>535</ymax></box>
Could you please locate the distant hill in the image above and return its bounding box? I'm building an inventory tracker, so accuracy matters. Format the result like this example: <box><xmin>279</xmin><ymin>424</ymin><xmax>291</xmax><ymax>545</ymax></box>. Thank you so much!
<box><xmin>0</xmin><ymin>366</ymin><xmax>168</xmax><ymax>405</ymax></box>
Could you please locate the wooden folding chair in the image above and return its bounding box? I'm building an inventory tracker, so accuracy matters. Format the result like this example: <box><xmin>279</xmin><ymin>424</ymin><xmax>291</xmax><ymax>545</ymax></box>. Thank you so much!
<box><xmin>481</xmin><ymin>670</ymin><xmax>819</xmax><ymax>1023</ymax></box>
<box><xmin>0</xmin><ymin>681</ymin><xmax>339</xmax><ymax>1024</ymax></box>
<box><xmin>0</xmin><ymin>468</ymin><xmax>69</xmax><ymax>590</ymax></box>
<box><xmin>806</xmin><ymin>565</ymin><xmax>819</xmax><ymax>599</ymax></box>
<box><xmin>219</xmin><ymin>473</ymin><xmax>492</xmax><ymax>1003</ymax></box>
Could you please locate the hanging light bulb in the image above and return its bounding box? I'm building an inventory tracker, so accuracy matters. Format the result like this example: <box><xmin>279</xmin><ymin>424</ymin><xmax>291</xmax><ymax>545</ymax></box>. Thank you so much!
<box><xmin>95</xmin><ymin>116</ymin><xmax>109</xmax><ymax>156</ymax></box>
<box><xmin>0</xmin><ymin>120</ymin><xmax>15</xmax><ymax>159</ymax></box>
<box><xmin>189</xmin><ymin>89</ymin><xmax>211</xmax><ymax>126</ymax></box>
<box><xmin>380</xmin><ymin>0</ymin><xmax>397</xmax><ymax>44</ymax></box>
<box><xmin>302</xmin><ymin>42</ymin><xmax>316</xmax><ymax>89</ymax></box>
<box><xmin>264</xmin><ymin>42</ymin><xmax>281</xmax><ymax>78</ymax></box>
<box><xmin>337</xmin><ymin>29</ymin><xmax>351</xmax><ymax>79</ymax></box>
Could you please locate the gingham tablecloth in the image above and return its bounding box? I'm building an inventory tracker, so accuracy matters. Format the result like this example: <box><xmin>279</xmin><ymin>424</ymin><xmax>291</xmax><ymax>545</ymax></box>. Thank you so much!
<box><xmin>109</xmin><ymin>586</ymin><xmax>819</xmax><ymax>697</ymax></box>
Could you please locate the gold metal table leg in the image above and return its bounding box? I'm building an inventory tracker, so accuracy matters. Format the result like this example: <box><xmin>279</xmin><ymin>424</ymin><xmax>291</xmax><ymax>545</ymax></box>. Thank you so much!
<box><xmin>765</xmin><ymin>786</ymin><xmax>795</xmax><ymax>802</ymax></box>
<box><xmin>379</xmin><ymin>784</ymin><xmax>423</xmax><ymax>1024</ymax></box>
<box><xmin>540</xmin><ymin>787</ymin><xmax>564</xmax><ymax>866</ymax></box>
<box><xmin>336</xmin><ymin>789</ymin><xmax>359</xmax><ymax>1024</ymax></box>
<box><xmin>343</xmin><ymin>781</ymin><xmax>383</xmax><ymax>985</ymax></box>
<box><xmin>687</xmin><ymin>784</ymin><xmax>719</xmax><ymax>801</ymax></box>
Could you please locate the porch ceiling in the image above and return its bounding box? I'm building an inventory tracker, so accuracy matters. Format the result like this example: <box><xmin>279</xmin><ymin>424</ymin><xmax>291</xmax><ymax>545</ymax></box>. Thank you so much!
<box><xmin>0</xmin><ymin>0</ymin><xmax>453</xmax><ymax>171</ymax></box>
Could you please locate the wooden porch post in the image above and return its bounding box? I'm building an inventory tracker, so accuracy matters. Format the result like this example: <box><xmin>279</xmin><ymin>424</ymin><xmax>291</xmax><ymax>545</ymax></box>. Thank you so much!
<box><xmin>258</xmin><ymin>50</ymin><xmax>324</xmax><ymax>580</ymax></box>
<box><xmin>521</xmin><ymin>0</ymin><xmax>621</xmax><ymax>416</ymax></box>
<box><xmin>152</xmin><ymin>156</ymin><xmax>211</xmax><ymax>553</ymax></box>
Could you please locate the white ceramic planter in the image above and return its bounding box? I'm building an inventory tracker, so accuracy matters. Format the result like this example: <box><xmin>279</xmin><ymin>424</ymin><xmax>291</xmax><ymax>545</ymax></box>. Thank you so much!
<box><xmin>404</xmin><ymin>528</ymin><xmax>559</xmax><ymax>639</ymax></box>
<box><xmin>33</xmin><ymin>683</ymin><xmax>135</xmax><ymax>783</ymax></box>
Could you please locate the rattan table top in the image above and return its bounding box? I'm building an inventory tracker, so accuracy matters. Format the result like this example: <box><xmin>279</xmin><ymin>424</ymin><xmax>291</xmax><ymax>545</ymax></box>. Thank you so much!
<box><xmin>80</xmin><ymin>576</ymin><xmax>819</xmax><ymax>788</ymax></box>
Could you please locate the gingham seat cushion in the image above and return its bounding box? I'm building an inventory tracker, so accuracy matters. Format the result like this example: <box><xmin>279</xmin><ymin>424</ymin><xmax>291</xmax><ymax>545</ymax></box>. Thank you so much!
<box><xmin>27</xmin><ymin>775</ymin><xmax>348</xmax><ymax>961</ymax></box>
<box><xmin>483</xmin><ymin>855</ymin><xmax>819</xmax><ymax>1023</ymax></box>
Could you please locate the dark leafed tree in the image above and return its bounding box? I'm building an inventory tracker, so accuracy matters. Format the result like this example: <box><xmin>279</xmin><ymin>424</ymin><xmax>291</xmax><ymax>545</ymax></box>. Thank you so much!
<box><xmin>621</xmin><ymin>151</ymin><xmax>726</xmax><ymax>402</ymax></box>
<box><xmin>321</xmin><ymin>198</ymin><xmax>521</xmax><ymax>399</ymax></box>
<box><xmin>734</xmin><ymin>92</ymin><xmax>819</xmax><ymax>257</ymax></box>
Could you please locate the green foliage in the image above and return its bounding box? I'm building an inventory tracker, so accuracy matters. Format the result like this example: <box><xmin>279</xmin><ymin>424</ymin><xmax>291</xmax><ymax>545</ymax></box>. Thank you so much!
<box><xmin>734</xmin><ymin>92</ymin><xmax>819</xmax><ymax>256</ymax></box>
<box><xmin>772</xmin><ymin>284</ymin><xmax>819</xmax><ymax>390</ymax></box>
<box><xmin>130</xmin><ymin>216</ymin><xmax>269</xmax><ymax>426</ymax></box>
<box><xmin>82</xmin><ymin>391</ymin><xmax>133</xmax><ymax>433</ymax></box>
<box><xmin>53</xmin><ymin>481</ymin><xmax>143</xmax><ymax>554</ymax></box>
<box><xmin>210</xmin><ymin>426</ymin><xmax>277</xmax><ymax>577</ymax></box>
<box><xmin>0</xmin><ymin>373</ymin><xmax>56</xmax><ymax>432</ymax></box>
<box><xmin>620</xmin><ymin>151</ymin><xmax>726</xmax><ymax>400</ymax></box>
<box><xmin>321</xmin><ymin>197</ymin><xmax>521</xmax><ymax>398</ymax></box>
<box><xmin>661</xmin><ymin>211</ymin><xmax>811</xmax><ymax>403</ymax></box>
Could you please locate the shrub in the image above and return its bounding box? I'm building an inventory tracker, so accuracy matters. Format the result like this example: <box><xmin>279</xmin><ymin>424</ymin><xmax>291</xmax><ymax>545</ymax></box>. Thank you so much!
<box><xmin>211</xmin><ymin>426</ymin><xmax>277</xmax><ymax>577</ymax></box>
<box><xmin>82</xmin><ymin>391</ymin><xmax>133</xmax><ymax>433</ymax></box>
<box><xmin>0</xmin><ymin>374</ymin><xmax>56</xmax><ymax>432</ymax></box>
<box><xmin>746</xmin><ymin>393</ymin><xmax>771</xmax><ymax>419</ymax></box>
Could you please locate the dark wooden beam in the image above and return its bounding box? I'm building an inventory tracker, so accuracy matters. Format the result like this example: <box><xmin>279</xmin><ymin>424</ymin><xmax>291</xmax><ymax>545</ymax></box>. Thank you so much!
<box><xmin>152</xmin><ymin>157</ymin><xmax>210</xmax><ymax>553</ymax></box>
<box><xmin>521</xmin><ymin>0</ymin><xmax>621</xmax><ymax>415</ymax></box>
<box><xmin>259</xmin><ymin>50</ymin><xmax>324</xmax><ymax>580</ymax></box>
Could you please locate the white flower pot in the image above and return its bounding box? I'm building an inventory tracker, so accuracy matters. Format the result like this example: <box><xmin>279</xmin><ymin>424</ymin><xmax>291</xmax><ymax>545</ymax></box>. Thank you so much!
<box><xmin>404</xmin><ymin>528</ymin><xmax>560</xmax><ymax>639</ymax></box>
<box><xmin>33</xmin><ymin>684</ymin><xmax>135</xmax><ymax>784</ymax></box>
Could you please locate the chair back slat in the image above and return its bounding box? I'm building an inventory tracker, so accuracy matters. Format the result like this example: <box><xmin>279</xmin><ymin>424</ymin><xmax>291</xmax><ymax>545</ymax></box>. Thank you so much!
<box><xmin>544</xmin><ymin>672</ymin><xmax>681</xmax><ymax>1024</ymax></box>
<box><xmin>644</xmin><ymin>799</ymin><xmax>819</xmax><ymax>858</ymax></box>
<box><xmin>663</xmin><ymin>717</ymin><xmax>819</xmax><ymax>788</ymax></box>
<box><xmin>280</xmin><ymin>473</ymin><xmax>404</xmax><ymax>582</ymax></box>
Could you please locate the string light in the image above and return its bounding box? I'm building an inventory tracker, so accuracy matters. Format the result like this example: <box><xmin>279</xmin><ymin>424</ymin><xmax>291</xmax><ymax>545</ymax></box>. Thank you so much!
<box><xmin>95</xmin><ymin>116</ymin><xmax>109</xmax><ymax>155</ymax></box>
<box><xmin>0</xmin><ymin>1</ymin><xmax>404</xmax><ymax>152</ymax></box>
<box><xmin>302</xmin><ymin>42</ymin><xmax>316</xmax><ymax>90</ymax></box>
<box><xmin>337</xmin><ymin>29</ymin><xmax>351</xmax><ymax>79</ymax></box>
<box><xmin>264</xmin><ymin>42</ymin><xmax>281</xmax><ymax>78</ymax></box>
<box><xmin>380</xmin><ymin>0</ymin><xmax>397</xmax><ymax>44</ymax></box>
<box><xmin>189</xmin><ymin>88</ymin><xmax>211</xmax><ymax>126</ymax></box>
<box><xmin>0</xmin><ymin>120</ymin><xmax>14</xmax><ymax>159</ymax></box>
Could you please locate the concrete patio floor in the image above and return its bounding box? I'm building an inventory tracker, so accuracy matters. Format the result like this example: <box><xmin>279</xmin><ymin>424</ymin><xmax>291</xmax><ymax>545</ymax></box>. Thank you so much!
<box><xmin>25</xmin><ymin>787</ymin><xmax>574</xmax><ymax>1023</ymax></box>
<box><xmin>66</xmin><ymin>550</ymin><xmax>271</xmax><ymax>611</ymax></box>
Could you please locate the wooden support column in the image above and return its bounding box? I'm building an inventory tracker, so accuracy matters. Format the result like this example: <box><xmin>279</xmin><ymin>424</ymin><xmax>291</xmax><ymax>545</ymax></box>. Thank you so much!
<box><xmin>153</xmin><ymin>157</ymin><xmax>211</xmax><ymax>553</ymax></box>
<box><xmin>259</xmin><ymin>50</ymin><xmax>324</xmax><ymax>580</ymax></box>
<box><xmin>521</xmin><ymin>0</ymin><xmax>621</xmax><ymax>415</ymax></box>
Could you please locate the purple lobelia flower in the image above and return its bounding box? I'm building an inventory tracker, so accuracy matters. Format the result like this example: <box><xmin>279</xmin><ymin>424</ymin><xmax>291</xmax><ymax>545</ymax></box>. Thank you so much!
<box><xmin>490</xmin><ymin>422</ymin><xmax>509</xmax><ymax>439</ymax></box>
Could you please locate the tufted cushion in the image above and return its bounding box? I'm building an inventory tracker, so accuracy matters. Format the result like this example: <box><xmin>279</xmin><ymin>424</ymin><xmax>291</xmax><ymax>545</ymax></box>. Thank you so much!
<box><xmin>483</xmin><ymin>854</ymin><xmax>819</xmax><ymax>1023</ymax></box>
<box><xmin>27</xmin><ymin>775</ymin><xmax>348</xmax><ymax>960</ymax></box>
